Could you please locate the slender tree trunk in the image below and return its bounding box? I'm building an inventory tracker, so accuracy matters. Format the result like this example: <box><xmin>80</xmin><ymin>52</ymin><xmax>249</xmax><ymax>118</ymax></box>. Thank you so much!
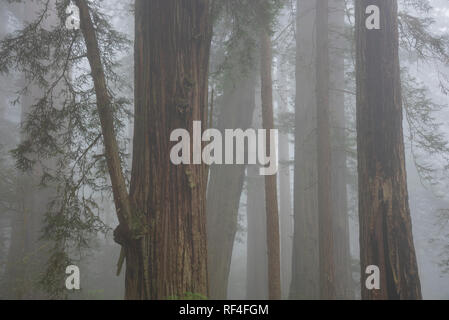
<box><xmin>246</xmin><ymin>164</ymin><xmax>269</xmax><ymax>300</ymax></box>
<box><xmin>260</xmin><ymin>30</ymin><xmax>281</xmax><ymax>300</ymax></box>
<box><xmin>246</xmin><ymin>104</ymin><xmax>268</xmax><ymax>300</ymax></box>
<box><xmin>290</xmin><ymin>0</ymin><xmax>319</xmax><ymax>300</ymax></box>
<box><xmin>278</xmin><ymin>106</ymin><xmax>293</xmax><ymax>300</ymax></box>
<box><xmin>329</xmin><ymin>0</ymin><xmax>353</xmax><ymax>299</ymax></box>
<box><xmin>207</xmin><ymin>48</ymin><xmax>257</xmax><ymax>299</ymax></box>
<box><xmin>355</xmin><ymin>0</ymin><xmax>422</xmax><ymax>300</ymax></box>
<box><xmin>316</xmin><ymin>0</ymin><xmax>336</xmax><ymax>299</ymax></box>
<box><xmin>275</xmin><ymin>60</ymin><xmax>293</xmax><ymax>299</ymax></box>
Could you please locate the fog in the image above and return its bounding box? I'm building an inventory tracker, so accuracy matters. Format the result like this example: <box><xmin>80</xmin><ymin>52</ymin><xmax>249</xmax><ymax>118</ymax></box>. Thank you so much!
<box><xmin>0</xmin><ymin>0</ymin><xmax>448</xmax><ymax>300</ymax></box>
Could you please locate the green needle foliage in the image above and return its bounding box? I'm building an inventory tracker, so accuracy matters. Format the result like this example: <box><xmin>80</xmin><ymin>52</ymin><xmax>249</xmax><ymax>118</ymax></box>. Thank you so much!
<box><xmin>0</xmin><ymin>0</ymin><xmax>132</xmax><ymax>297</ymax></box>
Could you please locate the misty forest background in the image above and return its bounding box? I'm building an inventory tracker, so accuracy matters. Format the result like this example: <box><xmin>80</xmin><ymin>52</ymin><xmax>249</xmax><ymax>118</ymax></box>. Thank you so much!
<box><xmin>0</xmin><ymin>0</ymin><xmax>448</xmax><ymax>300</ymax></box>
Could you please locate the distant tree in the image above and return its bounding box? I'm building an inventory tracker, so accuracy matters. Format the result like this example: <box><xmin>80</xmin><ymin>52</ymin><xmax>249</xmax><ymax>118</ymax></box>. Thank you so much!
<box><xmin>246</xmin><ymin>163</ymin><xmax>269</xmax><ymax>299</ymax></box>
<box><xmin>329</xmin><ymin>0</ymin><xmax>353</xmax><ymax>299</ymax></box>
<box><xmin>206</xmin><ymin>4</ymin><xmax>258</xmax><ymax>299</ymax></box>
<box><xmin>290</xmin><ymin>0</ymin><xmax>320</xmax><ymax>300</ymax></box>
<box><xmin>207</xmin><ymin>0</ymin><xmax>284</xmax><ymax>299</ymax></box>
<box><xmin>258</xmin><ymin>1</ymin><xmax>281</xmax><ymax>300</ymax></box>
<box><xmin>316</xmin><ymin>0</ymin><xmax>336</xmax><ymax>300</ymax></box>
<box><xmin>275</xmin><ymin>65</ymin><xmax>293</xmax><ymax>300</ymax></box>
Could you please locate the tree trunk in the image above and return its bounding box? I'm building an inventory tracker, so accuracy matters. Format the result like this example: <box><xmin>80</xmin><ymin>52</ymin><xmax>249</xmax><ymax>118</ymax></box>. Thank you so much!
<box><xmin>290</xmin><ymin>0</ymin><xmax>319</xmax><ymax>300</ymax></box>
<box><xmin>278</xmin><ymin>109</ymin><xmax>293</xmax><ymax>300</ymax></box>
<box><xmin>275</xmin><ymin>61</ymin><xmax>293</xmax><ymax>300</ymax></box>
<box><xmin>207</xmin><ymin>58</ymin><xmax>257</xmax><ymax>299</ymax></box>
<box><xmin>246</xmin><ymin>166</ymin><xmax>269</xmax><ymax>300</ymax></box>
<box><xmin>260</xmin><ymin>30</ymin><xmax>281</xmax><ymax>300</ymax></box>
<box><xmin>316</xmin><ymin>0</ymin><xmax>336</xmax><ymax>299</ymax></box>
<box><xmin>355</xmin><ymin>0</ymin><xmax>422</xmax><ymax>300</ymax></box>
<box><xmin>329</xmin><ymin>0</ymin><xmax>353</xmax><ymax>299</ymax></box>
<box><xmin>127</xmin><ymin>0</ymin><xmax>211</xmax><ymax>299</ymax></box>
<box><xmin>246</xmin><ymin>106</ymin><xmax>268</xmax><ymax>300</ymax></box>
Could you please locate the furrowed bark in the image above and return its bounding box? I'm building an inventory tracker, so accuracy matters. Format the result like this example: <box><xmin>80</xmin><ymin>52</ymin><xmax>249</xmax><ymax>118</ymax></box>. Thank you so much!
<box><xmin>128</xmin><ymin>0</ymin><xmax>211</xmax><ymax>299</ymax></box>
<box><xmin>78</xmin><ymin>0</ymin><xmax>212</xmax><ymax>300</ymax></box>
<box><xmin>355</xmin><ymin>0</ymin><xmax>422</xmax><ymax>300</ymax></box>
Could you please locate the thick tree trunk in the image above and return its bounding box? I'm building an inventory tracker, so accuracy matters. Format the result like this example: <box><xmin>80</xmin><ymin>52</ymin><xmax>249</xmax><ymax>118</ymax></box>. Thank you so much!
<box><xmin>355</xmin><ymin>0</ymin><xmax>422</xmax><ymax>300</ymax></box>
<box><xmin>207</xmin><ymin>61</ymin><xmax>257</xmax><ymax>299</ymax></box>
<box><xmin>290</xmin><ymin>0</ymin><xmax>319</xmax><ymax>300</ymax></box>
<box><xmin>78</xmin><ymin>0</ymin><xmax>211</xmax><ymax>299</ymax></box>
<box><xmin>127</xmin><ymin>0</ymin><xmax>211</xmax><ymax>299</ymax></box>
<box><xmin>316</xmin><ymin>0</ymin><xmax>336</xmax><ymax>299</ymax></box>
<box><xmin>260</xmin><ymin>30</ymin><xmax>281</xmax><ymax>300</ymax></box>
<box><xmin>329</xmin><ymin>0</ymin><xmax>353</xmax><ymax>299</ymax></box>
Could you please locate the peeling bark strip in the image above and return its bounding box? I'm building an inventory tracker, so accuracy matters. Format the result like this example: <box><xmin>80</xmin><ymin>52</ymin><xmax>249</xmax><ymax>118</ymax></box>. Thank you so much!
<box><xmin>356</xmin><ymin>0</ymin><xmax>422</xmax><ymax>299</ymax></box>
<box><xmin>129</xmin><ymin>0</ymin><xmax>211</xmax><ymax>299</ymax></box>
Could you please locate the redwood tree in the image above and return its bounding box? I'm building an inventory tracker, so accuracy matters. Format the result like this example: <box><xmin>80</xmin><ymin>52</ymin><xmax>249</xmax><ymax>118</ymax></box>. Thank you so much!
<box><xmin>77</xmin><ymin>0</ymin><xmax>212</xmax><ymax>299</ymax></box>
<box><xmin>316</xmin><ymin>0</ymin><xmax>336</xmax><ymax>299</ymax></box>
<box><xmin>291</xmin><ymin>0</ymin><xmax>351</xmax><ymax>300</ymax></box>
<box><xmin>260</xmin><ymin>18</ymin><xmax>281</xmax><ymax>301</ymax></box>
<box><xmin>355</xmin><ymin>0</ymin><xmax>422</xmax><ymax>300</ymax></box>
<box><xmin>127</xmin><ymin>0</ymin><xmax>211</xmax><ymax>299</ymax></box>
<box><xmin>290</xmin><ymin>0</ymin><xmax>319</xmax><ymax>300</ymax></box>
<box><xmin>329</xmin><ymin>0</ymin><xmax>353</xmax><ymax>299</ymax></box>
